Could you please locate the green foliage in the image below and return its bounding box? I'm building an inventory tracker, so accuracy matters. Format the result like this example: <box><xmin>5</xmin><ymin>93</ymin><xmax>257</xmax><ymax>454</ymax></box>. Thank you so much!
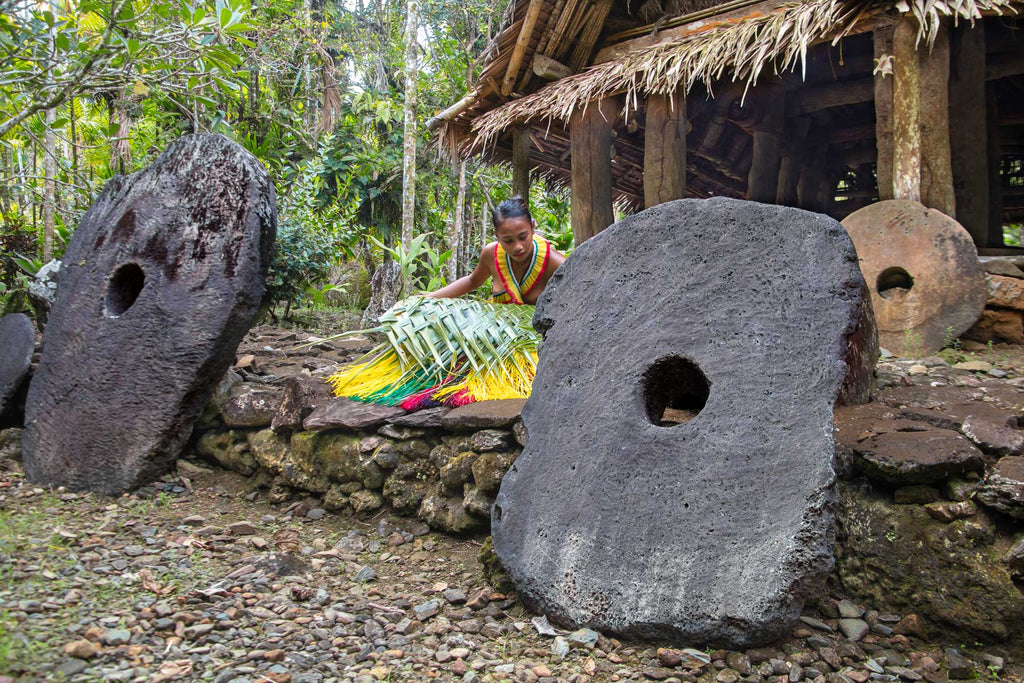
<box><xmin>264</xmin><ymin>220</ymin><xmax>338</xmax><ymax>310</ymax></box>
<box><xmin>531</xmin><ymin>185</ymin><xmax>573</xmax><ymax>254</ymax></box>
<box><xmin>1005</xmin><ymin>223</ymin><xmax>1023</xmax><ymax>247</ymax></box>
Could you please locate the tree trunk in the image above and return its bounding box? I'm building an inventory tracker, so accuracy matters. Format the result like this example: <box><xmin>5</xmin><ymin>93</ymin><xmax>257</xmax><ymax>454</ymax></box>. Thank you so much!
<box><xmin>874</xmin><ymin>26</ymin><xmax>895</xmax><ymax>201</ymax></box>
<box><xmin>400</xmin><ymin>0</ymin><xmax>419</xmax><ymax>256</ymax></box>
<box><xmin>513</xmin><ymin>124</ymin><xmax>530</xmax><ymax>202</ymax></box>
<box><xmin>361</xmin><ymin>260</ymin><xmax>402</xmax><ymax>328</ymax></box>
<box><xmin>43</xmin><ymin>106</ymin><xmax>56</xmax><ymax>261</ymax></box>
<box><xmin>450</xmin><ymin>160</ymin><xmax>466</xmax><ymax>282</ymax></box>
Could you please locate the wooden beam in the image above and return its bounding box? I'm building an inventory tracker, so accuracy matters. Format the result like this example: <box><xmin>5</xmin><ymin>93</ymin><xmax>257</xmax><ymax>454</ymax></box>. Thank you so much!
<box><xmin>501</xmin><ymin>0</ymin><xmax>544</xmax><ymax>96</ymax></box>
<box><xmin>595</xmin><ymin>0</ymin><xmax>788</xmax><ymax>65</ymax></box>
<box><xmin>874</xmin><ymin>26</ymin><xmax>894</xmax><ymax>200</ymax></box>
<box><xmin>950</xmin><ymin>21</ymin><xmax>989</xmax><ymax>245</ymax></box>
<box><xmin>787</xmin><ymin>78</ymin><xmax>875</xmax><ymax>116</ymax></box>
<box><xmin>570</xmin><ymin>97</ymin><xmax>617</xmax><ymax>243</ymax></box>
<box><xmin>746</xmin><ymin>86</ymin><xmax>784</xmax><ymax>203</ymax></box>
<box><xmin>985</xmin><ymin>50</ymin><xmax>1024</xmax><ymax>81</ymax></box>
<box><xmin>512</xmin><ymin>124</ymin><xmax>531</xmax><ymax>202</ymax></box>
<box><xmin>643</xmin><ymin>90</ymin><xmax>688</xmax><ymax>208</ymax></box>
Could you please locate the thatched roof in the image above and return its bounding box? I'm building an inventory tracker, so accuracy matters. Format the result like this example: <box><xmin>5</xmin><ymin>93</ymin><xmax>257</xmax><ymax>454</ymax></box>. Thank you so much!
<box><xmin>435</xmin><ymin>0</ymin><xmax>1020</xmax><ymax>154</ymax></box>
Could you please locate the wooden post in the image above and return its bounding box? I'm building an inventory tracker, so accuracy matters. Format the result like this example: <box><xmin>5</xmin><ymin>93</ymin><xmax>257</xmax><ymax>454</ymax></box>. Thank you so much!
<box><xmin>643</xmin><ymin>90</ymin><xmax>688</xmax><ymax>208</ymax></box>
<box><xmin>987</xmin><ymin>83</ymin><xmax>1003</xmax><ymax>245</ymax></box>
<box><xmin>949</xmin><ymin>23</ymin><xmax>988</xmax><ymax>245</ymax></box>
<box><xmin>512</xmin><ymin>124</ymin><xmax>531</xmax><ymax>202</ymax></box>
<box><xmin>570</xmin><ymin>97</ymin><xmax>617</xmax><ymax>243</ymax></box>
<box><xmin>745</xmin><ymin>86</ymin><xmax>784</xmax><ymax>203</ymax></box>
<box><xmin>874</xmin><ymin>26</ymin><xmax>894</xmax><ymax>200</ymax></box>
<box><xmin>797</xmin><ymin>134</ymin><xmax>828</xmax><ymax>213</ymax></box>
<box><xmin>892</xmin><ymin>16</ymin><xmax>955</xmax><ymax>215</ymax></box>
<box><xmin>777</xmin><ymin>117</ymin><xmax>810</xmax><ymax>207</ymax></box>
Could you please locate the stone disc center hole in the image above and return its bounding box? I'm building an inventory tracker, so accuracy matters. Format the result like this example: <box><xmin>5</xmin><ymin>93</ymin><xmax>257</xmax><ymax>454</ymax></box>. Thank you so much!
<box><xmin>877</xmin><ymin>267</ymin><xmax>914</xmax><ymax>300</ymax></box>
<box><xmin>104</xmin><ymin>263</ymin><xmax>145</xmax><ymax>318</ymax></box>
<box><xmin>642</xmin><ymin>356</ymin><xmax>709</xmax><ymax>427</ymax></box>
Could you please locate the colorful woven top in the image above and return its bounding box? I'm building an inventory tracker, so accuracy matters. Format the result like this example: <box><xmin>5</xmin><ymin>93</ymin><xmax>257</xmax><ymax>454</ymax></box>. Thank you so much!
<box><xmin>490</xmin><ymin>236</ymin><xmax>551</xmax><ymax>304</ymax></box>
<box><xmin>328</xmin><ymin>296</ymin><xmax>541</xmax><ymax>410</ymax></box>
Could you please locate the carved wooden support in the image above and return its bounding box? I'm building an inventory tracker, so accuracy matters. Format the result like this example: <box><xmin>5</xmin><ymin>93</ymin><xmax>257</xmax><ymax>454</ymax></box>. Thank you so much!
<box><xmin>570</xmin><ymin>97</ymin><xmax>618</xmax><ymax>243</ymax></box>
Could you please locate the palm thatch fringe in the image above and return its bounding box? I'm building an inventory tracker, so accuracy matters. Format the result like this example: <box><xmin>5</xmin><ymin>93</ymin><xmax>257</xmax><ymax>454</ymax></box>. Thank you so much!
<box><xmin>463</xmin><ymin>0</ymin><xmax>1020</xmax><ymax>154</ymax></box>
<box><xmin>327</xmin><ymin>296</ymin><xmax>541</xmax><ymax>408</ymax></box>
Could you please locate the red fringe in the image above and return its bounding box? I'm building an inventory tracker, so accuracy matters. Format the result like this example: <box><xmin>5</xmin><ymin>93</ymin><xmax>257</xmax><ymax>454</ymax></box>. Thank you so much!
<box><xmin>441</xmin><ymin>389</ymin><xmax>476</xmax><ymax>407</ymax></box>
<box><xmin>399</xmin><ymin>387</ymin><xmax>440</xmax><ymax>411</ymax></box>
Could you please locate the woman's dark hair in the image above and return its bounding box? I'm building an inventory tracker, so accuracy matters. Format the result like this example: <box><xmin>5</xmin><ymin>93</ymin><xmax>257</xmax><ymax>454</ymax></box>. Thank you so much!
<box><xmin>491</xmin><ymin>196</ymin><xmax>532</xmax><ymax>229</ymax></box>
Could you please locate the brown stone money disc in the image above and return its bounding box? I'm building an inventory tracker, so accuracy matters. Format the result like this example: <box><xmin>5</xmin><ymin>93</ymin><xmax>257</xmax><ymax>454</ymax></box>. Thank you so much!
<box><xmin>841</xmin><ymin>199</ymin><xmax>985</xmax><ymax>356</ymax></box>
<box><xmin>22</xmin><ymin>134</ymin><xmax>276</xmax><ymax>494</ymax></box>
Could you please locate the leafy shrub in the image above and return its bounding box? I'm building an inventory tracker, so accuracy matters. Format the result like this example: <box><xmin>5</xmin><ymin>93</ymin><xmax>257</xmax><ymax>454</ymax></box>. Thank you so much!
<box><xmin>263</xmin><ymin>221</ymin><xmax>338</xmax><ymax>310</ymax></box>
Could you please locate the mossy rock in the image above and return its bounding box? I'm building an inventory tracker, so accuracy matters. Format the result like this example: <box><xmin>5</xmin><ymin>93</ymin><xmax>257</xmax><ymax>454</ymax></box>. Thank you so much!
<box><xmin>479</xmin><ymin>536</ymin><xmax>514</xmax><ymax>594</ymax></box>
<box><xmin>198</xmin><ymin>429</ymin><xmax>257</xmax><ymax>476</ymax></box>
<box><xmin>835</xmin><ymin>480</ymin><xmax>1024</xmax><ymax>643</ymax></box>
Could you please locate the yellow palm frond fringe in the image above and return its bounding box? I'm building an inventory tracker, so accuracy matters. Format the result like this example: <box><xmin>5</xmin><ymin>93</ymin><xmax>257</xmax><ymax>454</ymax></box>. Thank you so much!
<box><xmin>327</xmin><ymin>296</ymin><xmax>541</xmax><ymax>409</ymax></box>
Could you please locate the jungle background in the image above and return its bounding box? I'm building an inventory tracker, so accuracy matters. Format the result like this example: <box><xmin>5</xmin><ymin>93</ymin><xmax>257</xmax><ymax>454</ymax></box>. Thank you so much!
<box><xmin>0</xmin><ymin>0</ymin><xmax>576</xmax><ymax>325</ymax></box>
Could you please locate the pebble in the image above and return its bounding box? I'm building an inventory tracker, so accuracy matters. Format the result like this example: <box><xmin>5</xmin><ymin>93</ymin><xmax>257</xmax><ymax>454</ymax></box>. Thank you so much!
<box><xmin>838</xmin><ymin>618</ymin><xmax>870</xmax><ymax>641</ymax></box>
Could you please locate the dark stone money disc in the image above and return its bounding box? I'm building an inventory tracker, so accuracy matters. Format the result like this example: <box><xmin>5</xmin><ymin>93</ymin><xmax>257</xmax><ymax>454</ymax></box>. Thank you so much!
<box><xmin>493</xmin><ymin>198</ymin><xmax>868</xmax><ymax>648</ymax></box>
<box><xmin>22</xmin><ymin>134</ymin><xmax>276</xmax><ymax>494</ymax></box>
<box><xmin>0</xmin><ymin>313</ymin><xmax>35</xmax><ymax>415</ymax></box>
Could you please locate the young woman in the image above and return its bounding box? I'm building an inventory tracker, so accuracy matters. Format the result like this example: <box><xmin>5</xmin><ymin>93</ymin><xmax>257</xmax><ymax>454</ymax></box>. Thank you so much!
<box><xmin>426</xmin><ymin>196</ymin><xmax>566</xmax><ymax>305</ymax></box>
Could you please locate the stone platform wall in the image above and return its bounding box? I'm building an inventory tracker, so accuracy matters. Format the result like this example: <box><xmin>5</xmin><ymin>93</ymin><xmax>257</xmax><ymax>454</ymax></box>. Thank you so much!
<box><xmin>195</xmin><ymin>370</ymin><xmax>527</xmax><ymax>536</ymax></box>
<box><xmin>192</xmin><ymin>354</ymin><xmax>1024</xmax><ymax>648</ymax></box>
<box><xmin>966</xmin><ymin>259</ymin><xmax>1024</xmax><ymax>345</ymax></box>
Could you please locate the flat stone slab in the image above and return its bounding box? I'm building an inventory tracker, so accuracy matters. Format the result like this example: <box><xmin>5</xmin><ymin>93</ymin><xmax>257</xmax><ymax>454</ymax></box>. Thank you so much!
<box><xmin>22</xmin><ymin>134</ymin><xmax>276</xmax><ymax>495</ymax></box>
<box><xmin>841</xmin><ymin>200</ymin><xmax>986</xmax><ymax>356</ymax></box>
<box><xmin>440</xmin><ymin>399</ymin><xmax>525</xmax><ymax>430</ymax></box>
<box><xmin>850</xmin><ymin>429</ymin><xmax>986</xmax><ymax>484</ymax></box>
<box><xmin>976</xmin><ymin>456</ymin><xmax>1024</xmax><ymax>518</ymax></box>
<box><xmin>389</xmin><ymin>406</ymin><xmax>451</xmax><ymax>428</ymax></box>
<box><xmin>494</xmin><ymin>198</ymin><xmax>873</xmax><ymax>648</ymax></box>
<box><xmin>0</xmin><ymin>313</ymin><xmax>34</xmax><ymax>416</ymax></box>
<box><xmin>303</xmin><ymin>398</ymin><xmax>405</xmax><ymax>431</ymax></box>
<box><xmin>222</xmin><ymin>384</ymin><xmax>285</xmax><ymax>428</ymax></box>
<box><xmin>985</xmin><ymin>273</ymin><xmax>1024</xmax><ymax>312</ymax></box>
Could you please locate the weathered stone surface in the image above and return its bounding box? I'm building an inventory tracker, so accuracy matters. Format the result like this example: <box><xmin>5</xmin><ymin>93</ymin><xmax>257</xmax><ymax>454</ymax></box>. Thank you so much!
<box><xmin>841</xmin><ymin>200</ymin><xmax>986</xmax><ymax>356</ymax></box>
<box><xmin>197</xmin><ymin>430</ymin><xmax>257</xmax><ymax>475</ymax></box>
<box><xmin>289</xmin><ymin>431</ymin><xmax>362</xmax><ymax>483</ymax></box>
<box><xmin>0</xmin><ymin>313</ymin><xmax>34</xmax><ymax>417</ymax></box>
<box><xmin>382</xmin><ymin>460</ymin><xmax>437</xmax><ymax>513</ymax></box>
<box><xmin>976</xmin><ymin>456</ymin><xmax>1024</xmax><ymax>518</ymax></box>
<box><xmin>472</xmin><ymin>452</ymin><xmax>515</xmax><ymax>495</ymax></box>
<box><xmin>271</xmin><ymin>374</ymin><xmax>333</xmax><ymax>432</ymax></box>
<box><xmin>418</xmin><ymin>486</ymin><xmax>486</xmax><ymax>534</ymax></box>
<box><xmin>248</xmin><ymin>428</ymin><xmax>290</xmax><ymax>473</ymax></box>
<box><xmin>221</xmin><ymin>384</ymin><xmax>284</xmax><ymax>428</ymax></box>
<box><xmin>836</xmin><ymin>481</ymin><xmax>1024</xmax><ymax>641</ymax></box>
<box><xmin>439</xmin><ymin>451</ymin><xmax>479</xmax><ymax>496</ymax></box>
<box><xmin>26</xmin><ymin>259</ymin><xmax>60</xmax><ymax>330</ymax></box>
<box><xmin>495</xmin><ymin>198</ymin><xmax>870</xmax><ymax>647</ymax></box>
<box><xmin>850</xmin><ymin>429</ymin><xmax>985</xmax><ymax>484</ymax></box>
<box><xmin>471</xmin><ymin>429</ymin><xmax>512</xmax><ymax>452</ymax></box>
<box><xmin>302</xmin><ymin>398</ymin><xmax>404</xmax><ymax>431</ymax></box>
<box><xmin>0</xmin><ymin>428</ymin><xmax>23</xmax><ymax>466</ymax></box>
<box><xmin>963</xmin><ymin>309</ymin><xmax>1024</xmax><ymax>345</ymax></box>
<box><xmin>440</xmin><ymin>399</ymin><xmax>525</xmax><ymax>429</ymax></box>
<box><xmin>982</xmin><ymin>259</ymin><xmax>1024</xmax><ymax>278</ymax></box>
<box><xmin>985</xmin><ymin>273</ymin><xmax>1024</xmax><ymax>312</ymax></box>
<box><xmin>388</xmin><ymin>406</ymin><xmax>450</xmax><ymax>428</ymax></box>
<box><xmin>22</xmin><ymin>134</ymin><xmax>276</xmax><ymax>495</ymax></box>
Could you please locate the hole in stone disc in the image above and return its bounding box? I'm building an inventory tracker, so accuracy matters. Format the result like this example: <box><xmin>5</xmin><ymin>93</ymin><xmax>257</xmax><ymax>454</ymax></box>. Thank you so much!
<box><xmin>877</xmin><ymin>267</ymin><xmax>914</xmax><ymax>299</ymax></box>
<box><xmin>104</xmin><ymin>263</ymin><xmax>145</xmax><ymax>318</ymax></box>
<box><xmin>642</xmin><ymin>356</ymin><xmax>709</xmax><ymax>427</ymax></box>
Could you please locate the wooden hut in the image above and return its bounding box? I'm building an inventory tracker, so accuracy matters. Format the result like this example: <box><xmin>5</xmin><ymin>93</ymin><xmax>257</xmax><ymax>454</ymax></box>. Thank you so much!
<box><xmin>429</xmin><ymin>0</ymin><xmax>1024</xmax><ymax>249</ymax></box>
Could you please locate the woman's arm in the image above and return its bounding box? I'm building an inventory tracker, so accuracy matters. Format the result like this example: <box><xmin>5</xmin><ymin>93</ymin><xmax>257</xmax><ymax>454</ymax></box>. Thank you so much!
<box><xmin>424</xmin><ymin>245</ymin><xmax>493</xmax><ymax>298</ymax></box>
